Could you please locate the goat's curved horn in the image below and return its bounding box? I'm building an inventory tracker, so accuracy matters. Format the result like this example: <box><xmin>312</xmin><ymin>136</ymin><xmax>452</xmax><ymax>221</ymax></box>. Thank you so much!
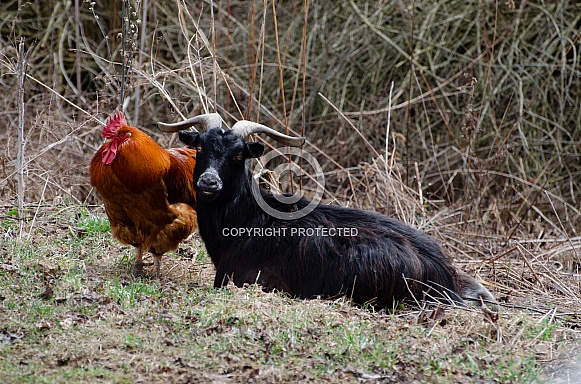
<box><xmin>230</xmin><ymin>121</ymin><xmax>306</xmax><ymax>147</ymax></box>
<box><xmin>157</xmin><ymin>113</ymin><xmax>222</xmax><ymax>132</ymax></box>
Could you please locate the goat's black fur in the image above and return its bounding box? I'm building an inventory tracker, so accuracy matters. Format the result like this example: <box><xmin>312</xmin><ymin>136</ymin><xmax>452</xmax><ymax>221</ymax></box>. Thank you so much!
<box><xmin>180</xmin><ymin>128</ymin><xmax>494</xmax><ymax>309</ymax></box>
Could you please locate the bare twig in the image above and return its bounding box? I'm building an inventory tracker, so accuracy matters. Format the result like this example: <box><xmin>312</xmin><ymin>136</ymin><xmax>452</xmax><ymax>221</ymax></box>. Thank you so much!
<box><xmin>17</xmin><ymin>38</ymin><xmax>26</xmax><ymax>214</ymax></box>
<box><xmin>120</xmin><ymin>0</ymin><xmax>128</xmax><ymax>109</ymax></box>
<box><xmin>74</xmin><ymin>0</ymin><xmax>82</xmax><ymax>101</ymax></box>
<box><xmin>134</xmin><ymin>0</ymin><xmax>149</xmax><ymax>124</ymax></box>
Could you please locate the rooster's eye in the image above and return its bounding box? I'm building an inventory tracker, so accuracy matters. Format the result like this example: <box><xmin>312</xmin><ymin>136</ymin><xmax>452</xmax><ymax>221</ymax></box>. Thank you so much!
<box><xmin>196</xmin><ymin>146</ymin><xmax>202</xmax><ymax>152</ymax></box>
<box><xmin>235</xmin><ymin>153</ymin><xmax>243</xmax><ymax>161</ymax></box>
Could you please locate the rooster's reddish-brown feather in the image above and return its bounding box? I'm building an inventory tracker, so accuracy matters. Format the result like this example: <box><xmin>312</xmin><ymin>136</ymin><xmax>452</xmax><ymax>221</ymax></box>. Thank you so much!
<box><xmin>89</xmin><ymin>112</ymin><xmax>197</xmax><ymax>277</ymax></box>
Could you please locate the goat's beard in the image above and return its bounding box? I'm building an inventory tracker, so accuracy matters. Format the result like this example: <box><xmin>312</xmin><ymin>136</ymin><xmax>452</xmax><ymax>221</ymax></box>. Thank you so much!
<box><xmin>196</xmin><ymin>189</ymin><xmax>221</xmax><ymax>202</ymax></box>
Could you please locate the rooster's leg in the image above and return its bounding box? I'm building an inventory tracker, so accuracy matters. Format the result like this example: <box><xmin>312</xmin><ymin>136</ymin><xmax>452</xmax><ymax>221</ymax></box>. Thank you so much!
<box><xmin>153</xmin><ymin>254</ymin><xmax>162</xmax><ymax>277</ymax></box>
<box><xmin>132</xmin><ymin>248</ymin><xmax>145</xmax><ymax>277</ymax></box>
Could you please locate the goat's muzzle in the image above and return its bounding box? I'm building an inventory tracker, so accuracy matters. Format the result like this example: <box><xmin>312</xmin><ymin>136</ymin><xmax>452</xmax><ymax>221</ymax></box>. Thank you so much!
<box><xmin>197</xmin><ymin>168</ymin><xmax>223</xmax><ymax>201</ymax></box>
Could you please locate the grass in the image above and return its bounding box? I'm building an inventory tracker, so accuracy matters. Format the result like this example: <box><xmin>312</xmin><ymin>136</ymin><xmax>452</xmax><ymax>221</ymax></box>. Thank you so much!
<box><xmin>76</xmin><ymin>208</ymin><xmax>111</xmax><ymax>234</ymax></box>
<box><xmin>0</xmin><ymin>204</ymin><xmax>579</xmax><ymax>383</ymax></box>
<box><xmin>0</xmin><ymin>0</ymin><xmax>580</xmax><ymax>382</ymax></box>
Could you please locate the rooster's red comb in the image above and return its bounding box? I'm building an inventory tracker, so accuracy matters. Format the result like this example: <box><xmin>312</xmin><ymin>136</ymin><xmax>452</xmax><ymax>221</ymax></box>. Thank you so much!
<box><xmin>102</xmin><ymin>110</ymin><xmax>128</xmax><ymax>139</ymax></box>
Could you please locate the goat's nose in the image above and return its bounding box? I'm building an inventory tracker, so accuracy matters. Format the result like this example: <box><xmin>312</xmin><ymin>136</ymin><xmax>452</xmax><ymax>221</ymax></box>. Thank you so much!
<box><xmin>197</xmin><ymin>171</ymin><xmax>223</xmax><ymax>192</ymax></box>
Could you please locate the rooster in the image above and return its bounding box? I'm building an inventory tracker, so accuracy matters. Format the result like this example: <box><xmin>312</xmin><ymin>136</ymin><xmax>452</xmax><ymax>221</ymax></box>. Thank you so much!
<box><xmin>89</xmin><ymin>111</ymin><xmax>197</xmax><ymax>277</ymax></box>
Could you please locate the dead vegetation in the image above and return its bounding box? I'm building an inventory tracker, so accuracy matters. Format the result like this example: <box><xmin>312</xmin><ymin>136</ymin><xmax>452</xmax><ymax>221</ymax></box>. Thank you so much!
<box><xmin>0</xmin><ymin>204</ymin><xmax>580</xmax><ymax>382</ymax></box>
<box><xmin>1</xmin><ymin>0</ymin><xmax>581</xmax><ymax>382</ymax></box>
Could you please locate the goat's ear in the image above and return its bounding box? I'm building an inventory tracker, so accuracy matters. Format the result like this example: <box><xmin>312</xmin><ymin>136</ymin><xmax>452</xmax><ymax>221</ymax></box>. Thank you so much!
<box><xmin>179</xmin><ymin>131</ymin><xmax>200</xmax><ymax>147</ymax></box>
<box><xmin>244</xmin><ymin>142</ymin><xmax>264</xmax><ymax>158</ymax></box>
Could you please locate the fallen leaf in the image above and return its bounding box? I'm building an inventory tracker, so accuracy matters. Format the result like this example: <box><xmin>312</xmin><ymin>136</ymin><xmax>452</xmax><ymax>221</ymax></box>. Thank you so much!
<box><xmin>38</xmin><ymin>261</ymin><xmax>60</xmax><ymax>280</ymax></box>
<box><xmin>37</xmin><ymin>286</ymin><xmax>54</xmax><ymax>300</ymax></box>
<box><xmin>36</xmin><ymin>321</ymin><xmax>53</xmax><ymax>330</ymax></box>
<box><xmin>0</xmin><ymin>263</ymin><xmax>18</xmax><ymax>272</ymax></box>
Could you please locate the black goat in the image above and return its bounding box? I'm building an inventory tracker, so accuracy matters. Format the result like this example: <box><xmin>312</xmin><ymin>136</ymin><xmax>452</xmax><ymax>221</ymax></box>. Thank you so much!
<box><xmin>159</xmin><ymin>115</ymin><xmax>497</xmax><ymax>310</ymax></box>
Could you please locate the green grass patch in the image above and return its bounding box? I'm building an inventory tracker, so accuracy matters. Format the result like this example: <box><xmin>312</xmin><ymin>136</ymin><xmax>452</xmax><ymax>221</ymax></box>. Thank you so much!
<box><xmin>76</xmin><ymin>208</ymin><xmax>111</xmax><ymax>234</ymax></box>
<box><xmin>0</xmin><ymin>204</ymin><xmax>579</xmax><ymax>383</ymax></box>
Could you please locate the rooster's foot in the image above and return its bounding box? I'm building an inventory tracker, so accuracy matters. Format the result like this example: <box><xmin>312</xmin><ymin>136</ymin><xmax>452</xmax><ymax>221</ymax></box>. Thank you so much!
<box><xmin>132</xmin><ymin>262</ymin><xmax>145</xmax><ymax>277</ymax></box>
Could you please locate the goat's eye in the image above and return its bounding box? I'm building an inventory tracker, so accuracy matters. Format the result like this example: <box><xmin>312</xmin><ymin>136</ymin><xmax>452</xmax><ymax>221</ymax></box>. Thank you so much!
<box><xmin>235</xmin><ymin>153</ymin><xmax>243</xmax><ymax>161</ymax></box>
<box><xmin>196</xmin><ymin>146</ymin><xmax>202</xmax><ymax>152</ymax></box>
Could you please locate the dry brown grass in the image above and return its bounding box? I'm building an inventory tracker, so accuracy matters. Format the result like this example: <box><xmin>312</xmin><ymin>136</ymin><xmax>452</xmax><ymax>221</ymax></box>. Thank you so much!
<box><xmin>1</xmin><ymin>1</ymin><xmax>580</xmax><ymax>224</ymax></box>
<box><xmin>0</xmin><ymin>205</ymin><xmax>580</xmax><ymax>383</ymax></box>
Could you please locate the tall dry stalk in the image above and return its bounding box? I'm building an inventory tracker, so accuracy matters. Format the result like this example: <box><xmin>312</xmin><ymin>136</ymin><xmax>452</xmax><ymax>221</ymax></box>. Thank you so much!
<box><xmin>17</xmin><ymin>38</ymin><xmax>26</xmax><ymax>214</ymax></box>
<box><xmin>120</xmin><ymin>0</ymin><xmax>128</xmax><ymax>109</ymax></box>
<box><xmin>134</xmin><ymin>0</ymin><xmax>148</xmax><ymax>124</ymax></box>
<box><xmin>74</xmin><ymin>0</ymin><xmax>82</xmax><ymax>101</ymax></box>
<box><xmin>404</xmin><ymin>0</ymin><xmax>415</xmax><ymax>186</ymax></box>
